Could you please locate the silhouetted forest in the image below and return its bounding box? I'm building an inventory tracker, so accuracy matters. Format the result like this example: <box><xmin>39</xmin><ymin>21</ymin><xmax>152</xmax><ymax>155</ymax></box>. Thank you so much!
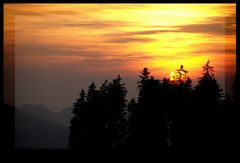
<box><xmin>68</xmin><ymin>60</ymin><xmax>239</xmax><ymax>155</ymax></box>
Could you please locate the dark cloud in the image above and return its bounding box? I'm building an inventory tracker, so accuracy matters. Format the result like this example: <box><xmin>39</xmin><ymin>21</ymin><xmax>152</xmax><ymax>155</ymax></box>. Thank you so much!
<box><xmin>61</xmin><ymin>20</ymin><xmax>129</xmax><ymax>28</ymax></box>
<box><xmin>176</xmin><ymin>23</ymin><xmax>230</xmax><ymax>35</ymax></box>
<box><xmin>127</xmin><ymin>29</ymin><xmax>173</xmax><ymax>35</ymax></box>
<box><xmin>105</xmin><ymin>36</ymin><xmax>156</xmax><ymax>43</ymax></box>
<box><xmin>225</xmin><ymin>48</ymin><xmax>236</xmax><ymax>54</ymax></box>
<box><xmin>108</xmin><ymin>53</ymin><xmax>191</xmax><ymax>61</ymax></box>
<box><xmin>13</xmin><ymin>8</ymin><xmax>132</xmax><ymax>29</ymax></box>
<box><xmin>208</xmin><ymin>14</ymin><xmax>236</xmax><ymax>26</ymax></box>
<box><xmin>15</xmin><ymin>9</ymin><xmax>81</xmax><ymax>16</ymax></box>
<box><xmin>128</xmin><ymin>23</ymin><xmax>226</xmax><ymax>36</ymax></box>
<box><xmin>191</xmin><ymin>47</ymin><xmax>225</xmax><ymax>55</ymax></box>
<box><xmin>190</xmin><ymin>43</ymin><xmax>236</xmax><ymax>55</ymax></box>
<box><xmin>16</xmin><ymin>18</ymin><xmax>131</xmax><ymax>30</ymax></box>
<box><xmin>15</xmin><ymin>43</ymin><xmax>104</xmax><ymax>59</ymax></box>
<box><xmin>120</xmin><ymin>18</ymin><xmax>235</xmax><ymax>37</ymax></box>
<box><xmin>224</xmin><ymin>14</ymin><xmax>236</xmax><ymax>35</ymax></box>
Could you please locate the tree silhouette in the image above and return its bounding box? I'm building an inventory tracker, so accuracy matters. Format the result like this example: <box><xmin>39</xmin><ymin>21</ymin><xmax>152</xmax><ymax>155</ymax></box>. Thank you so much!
<box><xmin>228</xmin><ymin>49</ymin><xmax>240</xmax><ymax>154</ymax></box>
<box><xmin>134</xmin><ymin>68</ymin><xmax>167</xmax><ymax>154</ymax></box>
<box><xmin>194</xmin><ymin>60</ymin><xmax>222</xmax><ymax>106</ymax></box>
<box><xmin>85</xmin><ymin>82</ymin><xmax>103</xmax><ymax>151</ymax></box>
<box><xmin>165</xmin><ymin>65</ymin><xmax>193</xmax><ymax>151</ymax></box>
<box><xmin>169</xmin><ymin>65</ymin><xmax>189</xmax><ymax>84</ymax></box>
<box><xmin>69</xmin><ymin>76</ymin><xmax>128</xmax><ymax>152</ymax></box>
<box><xmin>68</xmin><ymin>62</ymin><xmax>228</xmax><ymax>155</ymax></box>
<box><xmin>137</xmin><ymin>67</ymin><xmax>150</xmax><ymax>89</ymax></box>
<box><xmin>192</xmin><ymin>60</ymin><xmax>223</xmax><ymax>152</ymax></box>
<box><xmin>69</xmin><ymin>89</ymin><xmax>87</xmax><ymax>149</ymax></box>
<box><xmin>124</xmin><ymin>98</ymin><xmax>138</xmax><ymax>153</ymax></box>
<box><xmin>105</xmin><ymin>75</ymin><xmax>127</xmax><ymax>151</ymax></box>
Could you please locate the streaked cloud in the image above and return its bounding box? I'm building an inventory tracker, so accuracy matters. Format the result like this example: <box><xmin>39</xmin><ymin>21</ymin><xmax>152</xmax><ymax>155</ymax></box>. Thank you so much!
<box><xmin>122</xmin><ymin>21</ymin><xmax>235</xmax><ymax>37</ymax></box>
<box><xmin>104</xmin><ymin>36</ymin><xmax>156</xmax><ymax>43</ymax></box>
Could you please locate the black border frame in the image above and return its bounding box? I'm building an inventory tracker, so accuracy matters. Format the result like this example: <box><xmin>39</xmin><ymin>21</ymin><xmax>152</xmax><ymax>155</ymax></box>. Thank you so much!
<box><xmin>1</xmin><ymin>0</ymin><xmax>239</xmax><ymax>160</ymax></box>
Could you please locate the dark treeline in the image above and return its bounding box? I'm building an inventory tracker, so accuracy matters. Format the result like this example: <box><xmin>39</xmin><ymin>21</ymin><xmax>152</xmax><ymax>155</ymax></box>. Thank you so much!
<box><xmin>68</xmin><ymin>60</ymin><xmax>236</xmax><ymax>155</ymax></box>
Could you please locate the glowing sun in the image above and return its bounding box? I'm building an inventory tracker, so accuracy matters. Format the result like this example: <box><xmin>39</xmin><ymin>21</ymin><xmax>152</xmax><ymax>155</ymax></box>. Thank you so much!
<box><xmin>169</xmin><ymin>65</ymin><xmax>189</xmax><ymax>83</ymax></box>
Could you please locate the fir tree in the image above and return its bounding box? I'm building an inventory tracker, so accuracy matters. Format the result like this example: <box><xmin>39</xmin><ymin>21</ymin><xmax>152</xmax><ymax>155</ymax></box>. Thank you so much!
<box><xmin>135</xmin><ymin>68</ymin><xmax>167</xmax><ymax>153</ymax></box>
<box><xmin>85</xmin><ymin>82</ymin><xmax>104</xmax><ymax>151</ymax></box>
<box><xmin>106</xmin><ymin>75</ymin><xmax>127</xmax><ymax>151</ymax></box>
<box><xmin>125</xmin><ymin>98</ymin><xmax>137</xmax><ymax>152</ymax></box>
<box><xmin>194</xmin><ymin>60</ymin><xmax>222</xmax><ymax>106</ymax></box>
<box><xmin>193</xmin><ymin>60</ymin><xmax>223</xmax><ymax>152</ymax></box>
<box><xmin>166</xmin><ymin>65</ymin><xmax>193</xmax><ymax>150</ymax></box>
<box><xmin>69</xmin><ymin>89</ymin><xmax>87</xmax><ymax>149</ymax></box>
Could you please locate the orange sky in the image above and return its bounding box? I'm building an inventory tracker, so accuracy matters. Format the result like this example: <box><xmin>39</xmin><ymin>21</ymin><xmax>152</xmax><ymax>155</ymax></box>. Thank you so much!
<box><xmin>4</xmin><ymin>4</ymin><xmax>236</xmax><ymax>111</ymax></box>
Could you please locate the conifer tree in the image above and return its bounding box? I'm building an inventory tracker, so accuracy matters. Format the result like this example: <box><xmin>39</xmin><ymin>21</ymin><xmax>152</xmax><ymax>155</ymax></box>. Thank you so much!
<box><xmin>69</xmin><ymin>89</ymin><xmax>87</xmax><ymax>149</ymax></box>
<box><xmin>125</xmin><ymin>98</ymin><xmax>137</xmax><ymax>152</ymax></box>
<box><xmin>106</xmin><ymin>75</ymin><xmax>127</xmax><ymax>151</ymax></box>
<box><xmin>138</xmin><ymin>67</ymin><xmax>150</xmax><ymax>89</ymax></box>
<box><xmin>193</xmin><ymin>60</ymin><xmax>223</xmax><ymax>151</ymax></box>
<box><xmin>85</xmin><ymin>82</ymin><xmax>103</xmax><ymax>150</ymax></box>
<box><xmin>166</xmin><ymin>65</ymin><xmax>193</xmax><ymax>150</ymax></box>
<box><xmin>194</xmin><ymin>60</ymin><xmax>222</xmax><ymax>106</ymax></box>
<box><xmin>135</xmin><ymin>68</ymin><xmax>167</xmax><ymax>153</ymax></box>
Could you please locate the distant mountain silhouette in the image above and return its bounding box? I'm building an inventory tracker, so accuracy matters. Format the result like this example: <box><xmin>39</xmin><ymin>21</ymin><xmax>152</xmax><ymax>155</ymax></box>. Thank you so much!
<box><xmin>16</xmin><ymin>104</ymin><xmax>73</xmax><ymax>127</ymax></box>
<box><xmin>15</xmin><ymin>105</ymin><xmax>73</xmax><ymax>149</ymax></box>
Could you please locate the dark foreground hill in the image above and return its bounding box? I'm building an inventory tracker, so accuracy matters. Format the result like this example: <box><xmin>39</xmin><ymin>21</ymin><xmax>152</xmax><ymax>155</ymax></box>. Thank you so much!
<box><xmin>15</xmin><ymin>109</ymin><xmax>69</xmax><ymax>149</ymax></box>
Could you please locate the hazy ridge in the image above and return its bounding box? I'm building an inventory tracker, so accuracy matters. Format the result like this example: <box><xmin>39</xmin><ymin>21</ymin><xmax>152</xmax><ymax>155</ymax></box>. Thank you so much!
<box><xmin>15</xmin><ymin>105</ymin><xmax>73</xmax><ymax>149</ymax></box>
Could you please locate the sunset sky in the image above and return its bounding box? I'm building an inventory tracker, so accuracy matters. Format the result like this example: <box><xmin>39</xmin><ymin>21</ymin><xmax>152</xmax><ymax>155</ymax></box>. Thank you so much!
<box><xmin>4</xmin><ymin>4</ymin><xmax>236</xmax><ymax>112</ymax></box>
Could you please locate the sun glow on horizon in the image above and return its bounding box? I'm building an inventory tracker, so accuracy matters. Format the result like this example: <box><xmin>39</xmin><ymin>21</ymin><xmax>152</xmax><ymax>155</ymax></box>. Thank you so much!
<box><xmin>169</xmin><ymin>65</ymin><xmax>189</xmax><ymax>83</ymax></box>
